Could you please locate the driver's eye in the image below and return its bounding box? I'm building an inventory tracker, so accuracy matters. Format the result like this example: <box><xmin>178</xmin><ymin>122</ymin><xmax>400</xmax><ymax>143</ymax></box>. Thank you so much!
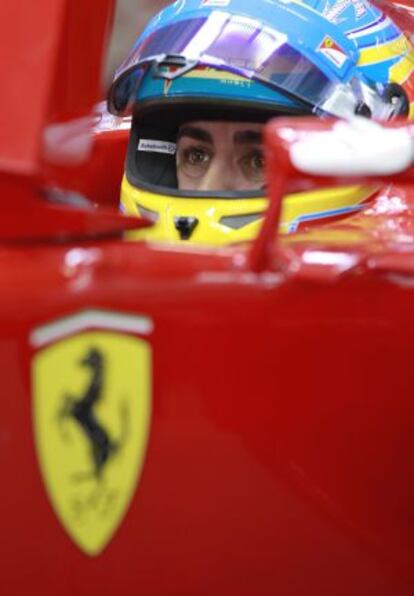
<box><xmin>239</xmin><ymin>149</ymin><xmax>266</xmax><ymax>183</ymax></box>
<box><xmin>188</xmin><ymin>148</ymin><xmax>209</xmax><ymax>164</ymax></box>
<box><xmin>251</xmin><ymin>151</ymin><xmax>265</xmax><ymax>171</ymax></box>
<box><xmin>177</xmin><ymin>146</ymin><xmax>212</xmax><ymax>178</ymax></box>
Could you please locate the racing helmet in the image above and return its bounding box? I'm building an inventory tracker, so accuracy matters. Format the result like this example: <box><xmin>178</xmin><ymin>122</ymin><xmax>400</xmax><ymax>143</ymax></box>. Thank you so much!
<box><xmin>108</xmin><ymin>0</ymin><xmax>414</xmax><ymax>244</ymax></box>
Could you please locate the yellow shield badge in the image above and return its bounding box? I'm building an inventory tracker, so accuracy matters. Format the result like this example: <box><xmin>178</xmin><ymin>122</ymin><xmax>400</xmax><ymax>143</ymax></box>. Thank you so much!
<box><xmin>32</xmin><ymin>315</ymin><xmax>152</xmax><ymax>556</ymax></box>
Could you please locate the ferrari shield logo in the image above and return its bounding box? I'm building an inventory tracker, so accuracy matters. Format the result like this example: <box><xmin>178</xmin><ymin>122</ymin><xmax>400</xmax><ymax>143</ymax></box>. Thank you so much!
<box><xmin>32</xmin><ymin>329</ymin><xmax>151</xmax><ymax>556</ymax></box>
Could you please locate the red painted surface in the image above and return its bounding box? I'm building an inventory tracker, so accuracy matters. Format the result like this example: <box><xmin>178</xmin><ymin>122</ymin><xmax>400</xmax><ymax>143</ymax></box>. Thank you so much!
<box><xmin>3</xmin><ymin>235</ymin><xmax>414</xmax><ymax>595</ymax></box>
<box><xmin>3</xmin><ymin>1</ymin><xmax>414</xmax><ymax>595</ymax></box>
<box><xmin>0</xmin><ymin>0</ymin><xmax>114</xmax><ymax>175</ymax></box>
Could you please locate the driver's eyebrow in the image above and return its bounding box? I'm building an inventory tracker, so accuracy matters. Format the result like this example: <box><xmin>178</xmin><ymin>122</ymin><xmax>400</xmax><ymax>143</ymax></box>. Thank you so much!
<box><xmin>177</xmin><ymin>126</ymin><xmax>213</xmax><ymax>144</ymax></box>
<box><xmin>233</xmin><ymin>130</ymin><xmax>262</xmax><ymax>145</ymax></box>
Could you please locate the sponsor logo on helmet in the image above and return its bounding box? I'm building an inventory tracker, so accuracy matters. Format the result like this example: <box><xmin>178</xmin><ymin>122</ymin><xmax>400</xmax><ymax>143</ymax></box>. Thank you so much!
<box><xmin>317</xmin><ymin>36</ymin><xmax>348</xmax><ymax>68</ymax></box>
<box><xmin>31</xmin><ymin>310</ymin><xmax>152</xmax><ymax>556</ymax></box>
<box><xmin>162</xmin><ymin>64</ymin><xmax>253</xmax><ymax>91</ymax></box>
<box><xmin>138</xmin><ymin>139</ymin><xmax>177</xmax><ymax>154</ymax></box>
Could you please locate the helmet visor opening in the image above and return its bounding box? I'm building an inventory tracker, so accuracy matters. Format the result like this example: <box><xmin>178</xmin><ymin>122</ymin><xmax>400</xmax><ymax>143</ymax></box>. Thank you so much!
<box><xmin>125</xmin><ymin>101</ymin><xmax>306</xmax><ymax>198</ymax></box>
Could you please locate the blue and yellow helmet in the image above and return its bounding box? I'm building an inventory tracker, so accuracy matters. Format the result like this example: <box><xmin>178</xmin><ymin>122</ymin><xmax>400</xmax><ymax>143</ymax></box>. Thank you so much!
<box><xmin>108</xmin><ymin>0</ymin><xmax>414</xmax><ymax>244</ymax></box>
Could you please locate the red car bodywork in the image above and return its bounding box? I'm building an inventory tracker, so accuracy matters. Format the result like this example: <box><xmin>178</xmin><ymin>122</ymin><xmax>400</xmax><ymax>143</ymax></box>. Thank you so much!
<box><xmin>2</xmin><ymin>1</ymin><xmax>414</xmax><ymax>595</ymax></box>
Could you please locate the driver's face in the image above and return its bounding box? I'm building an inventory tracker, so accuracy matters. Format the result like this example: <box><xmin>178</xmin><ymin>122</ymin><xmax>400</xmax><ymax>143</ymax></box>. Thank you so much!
<box><xmin>176</xmin><ymin>121</ymin><xmax>265</xmax><ymax>192</ymax></box>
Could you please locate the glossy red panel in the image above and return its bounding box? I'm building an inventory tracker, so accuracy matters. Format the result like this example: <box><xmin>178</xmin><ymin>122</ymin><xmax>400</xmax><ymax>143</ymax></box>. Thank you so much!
<box><xmin>0</xmin><ymin>0</ymin><xmax>114</xmax><ymax>176</ymax></box>
<box><xmin>3</xmin><ymin>1</ymin><xmax>414</xmax><ymax>594</ymax></box>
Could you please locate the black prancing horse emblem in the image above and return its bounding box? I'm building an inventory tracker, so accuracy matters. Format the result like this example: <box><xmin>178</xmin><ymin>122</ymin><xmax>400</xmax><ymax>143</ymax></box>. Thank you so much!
<box><xmin>61</xmin><ymin>347</ymin><xmax>118</xmax><ymax>479</ymax></box>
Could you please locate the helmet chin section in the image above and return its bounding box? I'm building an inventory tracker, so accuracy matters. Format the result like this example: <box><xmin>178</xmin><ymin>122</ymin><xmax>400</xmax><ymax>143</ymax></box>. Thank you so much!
<box><xmin>121</xmin><ymin>176</ymin><xmax>377</xmax><ymax>245</ymax></box>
